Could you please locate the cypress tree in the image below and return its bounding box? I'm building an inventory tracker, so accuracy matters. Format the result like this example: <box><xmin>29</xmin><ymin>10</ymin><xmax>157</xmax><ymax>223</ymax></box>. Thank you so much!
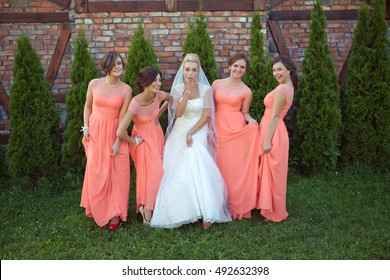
<box><xmin>7</xmin><ymin>35</ymin><xmax>60</xmax><ymax>187</ymax></box>
<box><xmin>341</xmin><ymin>0</ymin><xmax>390</xmax><ymax>167</ymax></box>
<box><xmin>244</xmin><ymin>11</ymin><xmax>277</xmax><ymax>121</ymax></box>
<box><xmin>367</xmin><ymin>0</ymin><xmax>390</xmax><ymax>167</ymax></box>
<box><xmin>183</xmin><ymin>7</ymin><xmax>218</xmax><ymax>83</ymax></box>
<box><xmin>61</xmin><ymin>30</ymin><xmax>99</xmax><ymax>174</ymax></box>
<box><xmin>292</xmin><ymin>0</ymin><xmax>341</xmax><ymax>174</ymax></box>
<box><xmin>340</xmin><ymin>3</ymin><xmax>373</xmax><ymax>164</ymax></box>
<box><xmin>124</xmin><ymin>20</ymin><xmax>160</xmax><ymax>95</ymax></box>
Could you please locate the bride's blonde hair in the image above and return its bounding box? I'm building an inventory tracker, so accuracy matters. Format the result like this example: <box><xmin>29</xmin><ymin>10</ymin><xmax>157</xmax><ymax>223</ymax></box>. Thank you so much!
<box><xmin>182</xmin><ymin>53</ymin><xmax>201</xmax><ymax>68</ymax></box>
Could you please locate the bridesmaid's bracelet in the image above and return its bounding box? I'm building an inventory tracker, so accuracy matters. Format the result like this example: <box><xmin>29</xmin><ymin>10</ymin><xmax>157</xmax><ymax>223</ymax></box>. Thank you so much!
<box><xmin>134</xmin><ymin>135</ymin><xmax>143</xmax><ymax>145</ymax></box>
<box><xmin>80</xmin><ymin>126</ymin><xmax>89</xmax><ymax>132</ymax></box>
<box><xmin>184</xmin><ymin>90</ymin><xmax>192</xmax><ymax>96</ymax></box>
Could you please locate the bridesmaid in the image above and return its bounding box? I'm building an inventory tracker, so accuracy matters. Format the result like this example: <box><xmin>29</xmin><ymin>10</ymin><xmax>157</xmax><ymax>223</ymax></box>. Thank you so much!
<box><xmin>212</xmin><ymin>52</ymin><xmax>259</xmax><ymax>220</ymax></box>
<box><xmin>257</xmin><ymin>55</ymin><xmax>296</xmax><ymax>222</ymax></box>
<box><xmin>81</xmin><ymin>51</ymin><xmax>132</xmax><ymax>232</ymax></box>
<box><xmin>117</xmin><ymin>67</ymin><xmax>169</xmax><ymax>225</ymax></box>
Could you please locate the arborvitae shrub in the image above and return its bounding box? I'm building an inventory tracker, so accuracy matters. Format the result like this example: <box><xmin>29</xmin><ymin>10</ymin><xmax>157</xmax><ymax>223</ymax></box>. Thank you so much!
<box><xmin>124</xmin><ymin>20</ymin><xmax>160</xmax><ymax>95</ymax></box>
<box><xmin>61</xmin><ymin>30</ymin><xmax>99</xmax><ymax>174</ymax></box>
<box><xmin>292</xmin><ymin>0</ymin><xmax>341</xmax><ymax>174</ymax></box>
<box><xmin>7</xmin><ymin>35</ymin><xmax>60</xmax><ymax>187</ymax></box>
<box><xmin>367</xmin><ymin>0</ymin><xmax>390</xmax><ymax>167</ymax></box>
<box><xmin>341</xmin><ymin>0</ymin><xmax>390</xmax><ymax>168</ymax></box>
<box><xmin>340</xmin><ymin>4</ymin><xmax>373</xmax><ymax>164</ymax></box>
<box><xmin>244</xmin><ymin>11</ymin><xmax>277</xmax><ymax>121</ymax></box>
<box><xmin>183</xmin><ymin>8</ymin><xmax>218</xmax><ymax>83</ymax></box>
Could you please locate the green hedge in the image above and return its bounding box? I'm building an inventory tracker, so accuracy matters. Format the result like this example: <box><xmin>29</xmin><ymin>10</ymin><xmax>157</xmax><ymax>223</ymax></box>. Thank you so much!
<box><xmin>7</xmin><ymin>35</ymin><xmax>60</xmax><ymax>187</ymax></box>
<box><xmin>292</xmin><ymin>0</ymin><xmax>341</xmax><ymax>174</ymax></box>
<box><xmin>341</xmin><ymin>0</ymin><xmax>390</xmax><ymax>167</ymax></box>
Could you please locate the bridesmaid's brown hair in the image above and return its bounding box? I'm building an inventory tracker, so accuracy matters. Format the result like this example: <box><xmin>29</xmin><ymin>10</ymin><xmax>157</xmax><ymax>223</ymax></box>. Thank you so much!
<box><xmin>136</xmin><ymin>67</ymin><xmax>162</xmax><ymax>93</ymax></box>
<box><xmin>228</xmin><ymin>52</ymin><xmax>250</xmax><ymax>72</ymax></box>
<box><xmin>101</xmin><ymin>51</ymin><xmax>125</xmax><ymax>74</ymax></box>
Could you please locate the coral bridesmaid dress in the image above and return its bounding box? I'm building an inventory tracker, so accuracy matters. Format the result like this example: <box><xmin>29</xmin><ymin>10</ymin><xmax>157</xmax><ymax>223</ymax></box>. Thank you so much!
<box><xmin>213</xmin><ymin>80</ymin><xmax>259</xmax><ymax>220</ymax></box>
<box><xmin>258</xmin><ymin>84</ymin><xmax>294</xmax><ymax>222</ymax></box>
<box><xmin>129</xmin><ymin>91</ymin><xmax>165</xmax><ymax>213</ymax></box>
<box><xmin>81</xmin><ymin>79</ymin><xmax>131</xmax><ymax>227</ymax></box>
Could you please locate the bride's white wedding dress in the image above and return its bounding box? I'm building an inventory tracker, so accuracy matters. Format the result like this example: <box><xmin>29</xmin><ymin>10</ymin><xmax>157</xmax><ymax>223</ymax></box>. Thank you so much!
<box><xmin>150</xmin><ymin>83</ymin><xmax>232</xmax><ymax>228</ymax></box>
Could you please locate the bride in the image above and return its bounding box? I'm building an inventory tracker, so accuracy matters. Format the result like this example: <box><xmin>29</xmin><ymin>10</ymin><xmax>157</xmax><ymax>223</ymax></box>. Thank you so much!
<box><xmin>150</xmin><ymin>53</ymin><xmax>232</xmax><ymax>229</ymax></box>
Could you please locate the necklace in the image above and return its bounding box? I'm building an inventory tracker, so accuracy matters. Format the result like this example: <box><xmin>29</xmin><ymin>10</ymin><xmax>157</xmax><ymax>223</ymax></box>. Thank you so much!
<box><xmin>105</xmin><ymin>76</ymin><xmax>120</xmax><ymax>87</ymax></box>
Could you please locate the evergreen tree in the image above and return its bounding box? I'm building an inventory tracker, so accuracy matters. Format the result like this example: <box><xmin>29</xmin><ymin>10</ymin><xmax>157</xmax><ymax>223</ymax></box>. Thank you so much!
<box><xmin>340</xmin><ymin>4</ymin><xmax>373</xmax><ymax>164</ymax></box>
<box><xmin>244</xmin><ymin>11</ymin><xmax>277</xmax><ymax>121</ymax></box>
<box><xmin>124</xmin><ymin>20</ymin><xmax>160</xmax><ymax>95</ymax></box>
<box><xmin>367</xmin><ymin>0</ymin><xmax>390</xmax><ymax>167</ymax></box>
<box><xmin>341</xmin><ymin>0</ymin><xmax>390</xmax><ymax>167</ymax></box>
<box><xmin>61</xmin><ymin>30</ymin><xmax>99</xmax><ymax>174</ymax></box>
<box><xmin>183</xmin><ymin>7</ymin><xmax>218</xmax><ymax>83</ymax></box>
<box><xmin>7</xmin><ymin>35</ymin><xmax>60</xmax><ymax>187</ymax></box>
<box><xmin>292</xmin><ymin>0</ymin><xmax>341</xmax><ymax>174</ymax></box>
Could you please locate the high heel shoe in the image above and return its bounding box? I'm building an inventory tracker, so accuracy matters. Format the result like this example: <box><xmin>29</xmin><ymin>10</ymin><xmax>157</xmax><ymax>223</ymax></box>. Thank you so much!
<box><xmin>108</xmin><ymin>220</ymin><xmax>121</xmax><ymax>232</ymax></box>
<box><xmin>139</xmin><ymin>205</ymin><xmax>150</xmax><ymax>225</ymax></box>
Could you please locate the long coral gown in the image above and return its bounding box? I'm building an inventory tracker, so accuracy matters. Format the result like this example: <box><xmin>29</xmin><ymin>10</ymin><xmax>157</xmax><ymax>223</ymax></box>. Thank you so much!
<box><xmin>129</xmin><ymin>91</ymin><xmax>165</xmax><ymax>212</ymax></box>
<box><xmin>81</xmin><ymin>79</ymin><xmax>131</xmax><ymax>227</ymax></box>
<box><xmin>258</xmin><ymin>84</ymin><xmax>294</xmax><ymax>222</ymax></box>
<box><xmin>213</xmin><ymin>80</ymin><xmax>259</xmax><ymax>220</ymax></box>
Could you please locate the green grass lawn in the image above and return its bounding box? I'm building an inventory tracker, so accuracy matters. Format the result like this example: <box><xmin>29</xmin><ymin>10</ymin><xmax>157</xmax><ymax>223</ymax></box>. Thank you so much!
<box><xmin>1</xmin><ymin>164</ymin><xmax>389</xmax><ymax>260</ymax></box>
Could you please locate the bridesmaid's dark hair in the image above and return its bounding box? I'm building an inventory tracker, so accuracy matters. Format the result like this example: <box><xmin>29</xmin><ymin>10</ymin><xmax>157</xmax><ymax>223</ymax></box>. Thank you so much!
<box><xmin>136</xmin><ymin>67</ymin><xmax>162</xmax><ymax>93</ymax></box>
<box><xmin>228</xmin><ymin>52</ymin><xmax>250</xmax><ymax>72</ymax></box>
<box><xmin>101</xmin><ymin>51</ymin><xmax>124</xmax><ymax>74</ymax></box>
<box><xmin>272</xmin><ymin>55</ymin><xmax>296</xmax><ymax>73</ymax></box>
<box><xmin>272</xmin><ymin>55</ymin><xmax>298</xmax><ymax>88</ymax></box>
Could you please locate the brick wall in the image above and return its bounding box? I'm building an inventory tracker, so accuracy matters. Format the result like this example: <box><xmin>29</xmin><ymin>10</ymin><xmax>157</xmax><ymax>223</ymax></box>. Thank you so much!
<box><xmin>1</xmin><ymin>0</ymin><xmax>389</xmax><ymax>140</ymax></box>
<box><xmin>75</xmin><ymin>10</ymin><xmax>256</xmax><ymax>89</ymax></box>
<box><xmin>268</xmin><ymin>0</ymin><xmax>368</xmax><ymax>75</ymax></box>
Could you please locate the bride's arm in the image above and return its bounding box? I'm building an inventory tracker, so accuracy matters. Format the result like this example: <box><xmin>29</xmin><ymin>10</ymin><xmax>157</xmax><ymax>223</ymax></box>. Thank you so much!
<box><xmin>174</xmin><ymin>89</ymin><xmax>191</xmax><ymax>117</ymax></box>
<box><xmin>185</xmin><ymin>108</ymin><xmax>210</xmax><ymax>147</ymax></box>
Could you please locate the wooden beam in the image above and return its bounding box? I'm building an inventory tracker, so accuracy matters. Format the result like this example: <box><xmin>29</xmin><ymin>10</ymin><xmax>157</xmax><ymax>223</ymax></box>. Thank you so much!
<box><xmin>87</xmin><ymin>1</ymin><xmax>165</xmax><ymax>13</ymax></box>
<box><xmin>46</xmin><ymin>23</ymin><xmax>72</xmax><ymax>87</ymax></box>
<box><xmin>47</xmin><ymin>0</ymin><xmax>72</xmax><ymax>10</ymax></box>
<box><xmin>0</xmin><ymin>118</ymin><xmax>10</xmax><ymax>145</ymax></box>
<box><xmin>80</xmin><ymin>0</ymin><xmax>254</xmax><ymax>13</ymax></box>
<box><xmin>74</xmin><ymin>0</ymin><xmax>88</xmax><ymax>13</ymax></box>
<box><xmin>270</xmin><ymin>0</ymin><xmax>289</xmax><ymax>9</ymax></box>
<box><xmin>253</xmin><ymin>0</ymin><xmax>266</xmax><ymax>11</ymax></box>
<box><xmin>338</xmin><ymin>47</ymin><xmax>352</xmax><ymax>87</ymax></box>
<box><xmin>177</xmin><ymin>0</ymin><xmax>253</xmax><ymax>11</ymax></box>
<box><xmin>267</xmin><ymin>20</ymin><xmax>289</xmax><ymax>56</ymax></box>
<box><xmin>0</xmin><ymin>82</ymin><xmax>9</xmax><ymax>118</ymax></box>
<box><xmin>0</xmin><ymin>12</ymin><xmax>69</xmax><ymax>23</ymax></box>
<box><xmin>0</xmin><ymin>124</ymin><xmax>10</xmax><ymax>145</ymax></box>
<box><xmin>269</xmin><ymin>10</ymin><xmax>359</xmax><ymax>21</ymax></box>
<box><xmin>165</xmin><ymin>0</ymin><xmax>177</xmax><ymax>12</ymax></box>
